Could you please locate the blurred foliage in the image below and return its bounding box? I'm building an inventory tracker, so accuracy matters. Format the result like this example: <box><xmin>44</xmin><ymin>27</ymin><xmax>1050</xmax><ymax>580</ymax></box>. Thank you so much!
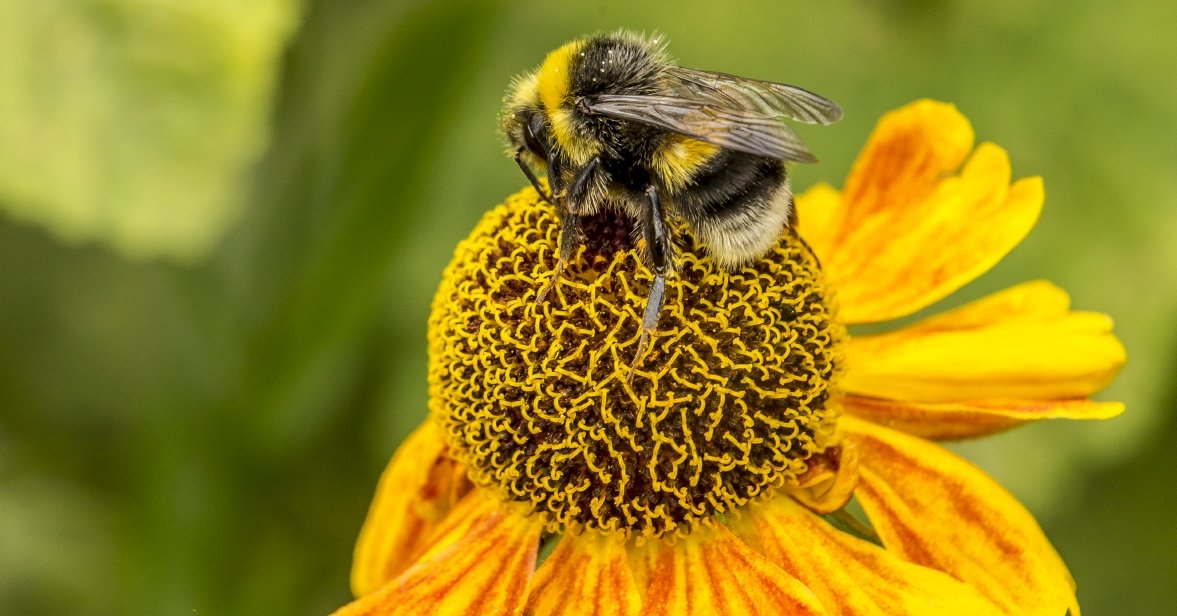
<box><xmin>0</xmin><ymin>0</ymin><xmax>300</xmax><ymax>261</ymax></box>
<box><xmin>0</xmin><ymin>0</ymin><xmax>1174</xmax><ymax>614</ymax></box>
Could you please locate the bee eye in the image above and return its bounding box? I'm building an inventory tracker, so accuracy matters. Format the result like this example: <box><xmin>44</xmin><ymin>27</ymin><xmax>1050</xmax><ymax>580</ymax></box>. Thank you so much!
<box><xmin>523</xmin><ymin>113</ymin><xmax>550</xmax><ymax>158</ymax></box>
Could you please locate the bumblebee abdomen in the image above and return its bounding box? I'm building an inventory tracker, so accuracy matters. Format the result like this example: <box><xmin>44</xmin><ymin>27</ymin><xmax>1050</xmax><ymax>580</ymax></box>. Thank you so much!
<box><xmin>673</xmin><ymin>152</ymin><xmax>793</xmax><ymax>269</ymax></box>
<box><xmin>673</xmin><ymin>150</ymin><xmax>783</xmax><ymax>213</ymax></box>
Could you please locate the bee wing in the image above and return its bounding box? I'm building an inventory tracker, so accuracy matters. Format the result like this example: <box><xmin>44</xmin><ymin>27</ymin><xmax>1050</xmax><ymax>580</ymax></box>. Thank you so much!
<box><xmin>666</xmin><ymin>66</ymin><xmax>843</xmax><ymax>125</ymax></box>
<box><xmin>586</xmin><ymin>94</ymin><xmax>818</xmax><ymax>162</ymax></box>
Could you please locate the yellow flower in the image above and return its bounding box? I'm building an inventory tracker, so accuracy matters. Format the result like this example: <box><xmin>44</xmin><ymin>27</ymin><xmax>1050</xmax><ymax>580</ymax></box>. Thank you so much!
<box><xmin>333</xmin><ymin>100</ymin><xmax>1125</xmax><ymax>616</ymax></box>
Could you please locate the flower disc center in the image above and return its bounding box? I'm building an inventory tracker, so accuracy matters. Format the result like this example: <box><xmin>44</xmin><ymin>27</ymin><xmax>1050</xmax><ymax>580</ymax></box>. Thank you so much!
<box><xmin>428</xmin><ymin>189</ymin><xmax>842</xmax><ymax>538</ymax></box>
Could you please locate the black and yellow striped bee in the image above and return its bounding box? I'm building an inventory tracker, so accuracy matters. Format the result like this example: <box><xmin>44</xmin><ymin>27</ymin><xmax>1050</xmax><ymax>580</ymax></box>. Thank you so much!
<box><xmin>502</xmin><ymin>31</ymin><xmax>841</xmax><ymax>363</ymax></box>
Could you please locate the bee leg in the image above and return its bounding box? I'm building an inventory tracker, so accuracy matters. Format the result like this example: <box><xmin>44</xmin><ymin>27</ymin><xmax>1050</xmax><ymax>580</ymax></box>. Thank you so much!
<box><xmin>629</xmin><ymin>273</ymin><xmax>666</xmax><ymax>382</ymax></box>
<box><xmin>629</xmin><ymin>185</ymin><xmax>672</xmax><ymax>382</ymax></box>
<box><xmin>538</xmin><ymin>157</ymin><xmax>598</xmax><ymax>304</ymax></box>
<box><xmin>536</xmin><ymin>210</ymin><xmax>580</xmax><ymax>304</ymax></box>
<box><xmin>514</xmin><ymin>147</ymin><xmax>553</xmax><ymax>203</ymax></box>
<box><xmin>535</xmin><ymin>151</ymin><xmax>572</xmax><ymax>303</ymax></box>
<box><xmin>567</xmin><ymin>156</ymin><xmax>601</xmax><ymax>204</ymax></box>
<box><xmin>546</xmin><ymin>149</ymin><xmax>566</xmax><ymax>199</ymax></box>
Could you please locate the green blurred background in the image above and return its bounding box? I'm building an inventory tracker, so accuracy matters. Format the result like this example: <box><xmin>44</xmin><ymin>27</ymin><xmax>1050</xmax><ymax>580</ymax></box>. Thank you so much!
<box><xmin>1</xmin><ymin>0</ymin><xmax>1173</xmax><ymax>613</ymax></box>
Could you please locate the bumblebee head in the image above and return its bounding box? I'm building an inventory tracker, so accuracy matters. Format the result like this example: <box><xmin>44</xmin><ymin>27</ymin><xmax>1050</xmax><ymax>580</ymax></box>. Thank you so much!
<box><xmin>500</xmin><ymin>38</ymin><xmax>597</xmax><ymax>171</ymax></box>
<box><xmin>503</xmin><ymin>32</ymin><xmax>671</xmax><ymax>173</ymax></box>
<box><xmin>501</xmin><ymin>71</ymin><xmax>550</xmax><ymax>169</ymax></box>
<box><xmin>523</xmin><ymin>33</ymin><xmax>668</xmax><ymax>166</ymax></box>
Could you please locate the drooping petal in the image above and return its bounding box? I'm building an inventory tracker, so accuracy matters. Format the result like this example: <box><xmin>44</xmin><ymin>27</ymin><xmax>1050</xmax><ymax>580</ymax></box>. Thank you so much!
<box><xmin>795</xmin><ymin>100</ymin><xmax>1043</xmax><ymax>324</ymax></box>
<box><xmin>845</xmin><ymin>395</ymin><xmax>1124</xmax><ymax>440</ymax></box>
<box><xmin>640</xmin><ymin>525</ymin><xmax>827</xmax><ymax>616</ymax></box>
<box><xmin>745</xmin><ymin>496</ymin><xmax>1003</xmax><ymax>615</ymax></box>
<box><xmin>334</xmin><ymin>490</ymin><xmax>543</xmax><ymax>616</ymax></box>
<box><xmin>350</xmin><ymin>420</ymin><xmax>471</xmax><ymax>597</ymax></box>
<box><xmin>845</xmin><ymin>416</ymin><xmax>1079</xmax><ymax>616</ymax></box>
<box><xmin>843</xmin><ymin>281</ymin><xmax>1126</xmax><ymax>402</ymax></box>
<box><xmin>525</xmin><ymin>533</ymin><xmax>642</xmax><ymax>616</ymax></box>
<box><xmin>784</xmin><ymin>441</ymin><xmax>860</xmax><ymax>514</ymax></box>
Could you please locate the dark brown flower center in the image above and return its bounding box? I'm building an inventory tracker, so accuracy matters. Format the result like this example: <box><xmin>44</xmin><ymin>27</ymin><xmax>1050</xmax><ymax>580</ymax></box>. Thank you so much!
<box><xmin>428</xmin><ymin>188</ymin><xmax>842</xmax><ymax>538</ymax></box>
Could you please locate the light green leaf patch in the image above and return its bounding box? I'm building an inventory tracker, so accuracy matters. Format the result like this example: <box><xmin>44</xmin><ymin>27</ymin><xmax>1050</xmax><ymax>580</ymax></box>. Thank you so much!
<box><xmin>0</xmin><ymin>0</ymin><xmax>300</xmax><ymax>261</ymax></box>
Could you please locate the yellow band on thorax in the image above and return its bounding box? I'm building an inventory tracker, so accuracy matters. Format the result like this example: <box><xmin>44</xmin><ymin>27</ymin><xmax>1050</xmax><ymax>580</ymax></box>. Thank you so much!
<box><xmin>537</xmin><ymin>40</ymin><xmax>581</xmax><ymax>113</ymax></box>
<box><xmin>654</xmin><ymin>134</ymin><xmax>720</xmax><ymax>191</ymax></box>
<box><xmin>536</xmin><ymin>39</ymin><xmax>598</xmax><ymax>165</ymax></box>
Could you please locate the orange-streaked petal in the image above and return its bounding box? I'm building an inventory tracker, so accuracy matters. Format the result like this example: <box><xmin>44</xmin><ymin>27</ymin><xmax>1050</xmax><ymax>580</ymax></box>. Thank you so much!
<box><xmin>334</xmin><ymin>490</ymin><xmax>542</xmax><ymax>616</ymax></box>
<box><xmin>642</xmin><ymin>525</ymin><xmax>827</xmax><ymax>616</ymax></box>
<box><xmin>351</xmin><ymin>420</ymin><xmax>471</xmax><ymax>597</ymax></box>
<box><xmin>525</xmin><ymin>533</ymin><xmax>641</xmax><ymax>616</ymax></box>
<box><xmin>845</xmin><ymin>416</ymin><xmax>1079</xmax><ymax>616</ymax></box>
<box><xmin>797</xmin><ymin>100</ymin><xmax>1043</xmax><ymax>324</ymax></box>
<box><xmin>845</xmin><ymin>395</ymin><xmax>1124</xmax><ymax>440</ymax></box>
<box><xmin>844</xmin><ymin>281</ymin><xmax>1126</xmax><ymax>402</ymax></box>
<box><xmin>746</xmin><ymin>497</ymin><xmax>1003</xmax><ymax>615</ymax></box>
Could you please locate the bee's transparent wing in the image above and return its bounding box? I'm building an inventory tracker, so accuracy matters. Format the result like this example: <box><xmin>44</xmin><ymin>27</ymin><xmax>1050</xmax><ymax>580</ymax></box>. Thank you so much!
<box><xmin>587</xmin><ymin>94</ymin><xmax>817</xmax><ymax>162</ymax></box>
<box><xmin>666</xmin><ymin>66</ymin><xmax>843</xmax><ymax>125</ymax></box>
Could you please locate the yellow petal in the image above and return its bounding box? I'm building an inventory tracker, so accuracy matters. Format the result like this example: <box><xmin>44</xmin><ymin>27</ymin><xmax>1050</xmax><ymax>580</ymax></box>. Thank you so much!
<box><xmin>846</xmin><ymin>395</ymin><xmax>1124</xmax><ymax>440</ymax></box>
<box><xmin>845</xmin><ymin>416</ymin><xmax>1079</xmax><ymax>616</ymax></box>
<box><xmin>898</xmin><ymin>279</ymin><xmax>1070</xmax><ymax>331</ymax></box>
<box><xmin>799</xmin><ymin>100</ymin><xmax>1043</xmax><ymax>324</ymax></box>
<box><xmin>525</xmin><ymin>533</ymin><xmax>642</xmax><ymax>616</ymax></box>
<box><xmin>334</xmin><ymin>490</ymin><xmax>542</xmax><ymax>616</ymax></box>
<box><xmin>746</xmin><ymin>497</ymin><xmax>1003</xmax><ymax>615</ymax></box>
<box><xmin>844</xmin><ymin>281</ymin><xmax>1126</xmax><ymax>402</ymax></box>
<box><xmin>641</xmin><ymin>525</ymin><xmax>827</xmax><ymax>616</ymax></box>
<box><xmin>794</xmin><ymin>182</ymin><xmax>842</xmax><ymax>253</ymax></box>
<box><xmin>351</xmin><ymin>420</ymin><xmax>471</xmax><ymax>597</ymax></box>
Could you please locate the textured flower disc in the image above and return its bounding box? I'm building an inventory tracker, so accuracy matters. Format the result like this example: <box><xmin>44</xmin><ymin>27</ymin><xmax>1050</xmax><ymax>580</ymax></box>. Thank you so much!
<box><xmin>428</xmin><ymin>188</ymin><xmax>843</xmax><ymax>538</ymax></box>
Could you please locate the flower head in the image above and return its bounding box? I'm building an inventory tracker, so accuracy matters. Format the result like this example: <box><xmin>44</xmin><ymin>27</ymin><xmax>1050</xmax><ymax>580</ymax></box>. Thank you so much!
<box><xmin>335</xmin><ymin>100</ymin><xmax>1125</xmax><ymax>615</ymax></box>
<box><xmin>430</xmin><ymin>198</ymin><xmax>843</xmax><ymax>539</ymax></box>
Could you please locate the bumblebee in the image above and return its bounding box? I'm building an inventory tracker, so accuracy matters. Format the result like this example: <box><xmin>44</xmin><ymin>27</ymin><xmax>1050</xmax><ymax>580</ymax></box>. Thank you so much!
<box><xmin>502</xmin><ymin>31</ymin><xmax>841</xmax><ymax>363</ymax></box>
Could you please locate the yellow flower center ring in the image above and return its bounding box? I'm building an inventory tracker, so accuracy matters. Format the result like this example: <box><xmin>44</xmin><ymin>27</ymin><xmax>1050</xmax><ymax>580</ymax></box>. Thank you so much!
<box><xmin>427</xmin><ymin>188</ymin><xmax>843</xmax><ymax>538</ymax></box>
